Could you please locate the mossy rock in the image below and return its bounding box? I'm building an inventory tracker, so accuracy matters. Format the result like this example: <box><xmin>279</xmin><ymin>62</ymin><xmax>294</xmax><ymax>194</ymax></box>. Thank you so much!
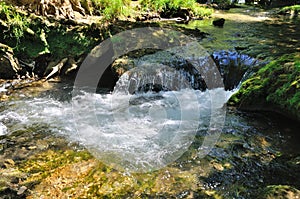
<box><xmin>261</xmin><ymin>185</ymin><xmax>300</xmax><ymax>199</ymax></box>
<box><xmin>228</xmin><ymin>53</ymin><xmax>300</xmax><ymax>121</ymax></box>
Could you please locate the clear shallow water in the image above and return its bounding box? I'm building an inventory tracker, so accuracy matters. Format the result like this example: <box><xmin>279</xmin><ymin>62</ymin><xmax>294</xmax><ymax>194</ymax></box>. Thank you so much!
<box><xmin>180</xmin><ymin>7</ymin><xmax>300</xmax><ymax>59</ymax></box>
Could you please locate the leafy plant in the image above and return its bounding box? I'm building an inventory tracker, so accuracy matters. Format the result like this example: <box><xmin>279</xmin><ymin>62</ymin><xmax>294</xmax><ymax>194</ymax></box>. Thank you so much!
<box><xmin>0</xmin><ymin>2</ymin><xmax>29</xmax><ymax>43</ymax></box>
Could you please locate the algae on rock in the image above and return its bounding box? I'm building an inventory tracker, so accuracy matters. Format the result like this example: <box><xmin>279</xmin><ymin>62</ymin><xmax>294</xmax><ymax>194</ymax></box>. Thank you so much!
<box><xmin>229</xmin><ymin>53</ymin><xmax>300</xmax><ymax>121</ymax></box>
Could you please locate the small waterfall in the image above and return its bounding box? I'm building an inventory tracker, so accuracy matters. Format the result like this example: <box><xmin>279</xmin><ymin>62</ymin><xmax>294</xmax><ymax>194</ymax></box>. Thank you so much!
<box><xmin>113</xmin><ymin>63</ymin><xmax>193</xmax><ymax>94</ymax></box>
<box><xmin>212</xmin><ymin>50</ymin><xmax>264</xmax><ymax>90</ymax></box>
<box><xmin>112</xmin><ymin>49</ymin><xmax>262</xmax><ymax>93</ymax></box>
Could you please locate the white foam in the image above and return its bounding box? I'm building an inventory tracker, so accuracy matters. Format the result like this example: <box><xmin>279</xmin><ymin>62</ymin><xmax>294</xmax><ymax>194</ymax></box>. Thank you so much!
<box><xmin>1</xmin><ymin>88</ymin><xmax>235</xmax><ymax>171</ymax></box>
<box><xmin>0</xmin><ymin>122</ymin><xmax>8</xmax><ymax>136</ymax></box>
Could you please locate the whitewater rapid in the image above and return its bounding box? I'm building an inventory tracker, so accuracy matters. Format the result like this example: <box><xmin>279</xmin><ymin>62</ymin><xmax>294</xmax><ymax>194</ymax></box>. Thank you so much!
<box><xmin>0</xmin><ymin>87</ymin><xmax>235</xmax><ymax>171</ymax></box>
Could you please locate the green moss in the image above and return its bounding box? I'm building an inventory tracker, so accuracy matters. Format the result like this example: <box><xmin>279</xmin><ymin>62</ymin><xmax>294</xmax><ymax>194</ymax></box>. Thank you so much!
<box><xmin>0</xmin><ymin>2</ymin><xmax>102</xmax><ymax>60</ymax></box>
<box><xmin>261</xmin><ymin>185</ymin><xmax>300</xmax><ymax>199</ymax></box>
<box><xmin>228</xmin><ymin>53</ymin><xmax>300</xmax><ymax>121</ymax></box>
<box><xmin>19</xmin><ymin>149</ymin><xmax>93</xmax><ymax>185</ymax></box>
<box><xmin>18</xmin><ymin>147</ymin><xmax>218</xmax><ymax>198</ymax></box>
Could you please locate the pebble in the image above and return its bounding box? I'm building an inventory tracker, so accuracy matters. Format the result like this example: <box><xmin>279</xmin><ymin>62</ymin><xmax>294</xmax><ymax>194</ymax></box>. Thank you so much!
<box><xmin>17</xmin><ymin>186</ymin><xmax>27</xmax><ymax>195</ymax></box>
<box><xmin>28</xmin><ymin>146</ymin><xmax>37</xmax><ymax>150</ymax></box>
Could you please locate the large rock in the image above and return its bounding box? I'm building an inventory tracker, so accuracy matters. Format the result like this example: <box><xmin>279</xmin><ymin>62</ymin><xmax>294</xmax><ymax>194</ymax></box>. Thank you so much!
<box><xmin>0</xmin><ymin>43</ymin><xmax>22</xmax><ymax>79</ymax></box>
<box><xmin>112</xmin><ymin>50</ymin><xmax>209</xmax><ymax>92</ymax></box>
<box><xmin>160</xmin><ymin>8</ymin><xmax>192</xmax><ymax>22</ymax></box>
<box><xmin>112</xmin><ymin>50</ymin><xmax>260</xmax><ymax>92</ymax></box>
<box><xmin>33</xmin><ymin>53</ymin><xmax>53</xmax><ymax>77</ymax></box>
<box><xmin>228</xmin><ymin>53</ymin><xmax>300</xmax><ymax>121</ymax></box>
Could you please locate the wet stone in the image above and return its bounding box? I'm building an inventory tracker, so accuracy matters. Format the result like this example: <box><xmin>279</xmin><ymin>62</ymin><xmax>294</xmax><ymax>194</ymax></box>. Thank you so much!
<box><xmin>17</xmin><ymin>186</ymin><xmax>27</xmax><ymax>195</ymax></box>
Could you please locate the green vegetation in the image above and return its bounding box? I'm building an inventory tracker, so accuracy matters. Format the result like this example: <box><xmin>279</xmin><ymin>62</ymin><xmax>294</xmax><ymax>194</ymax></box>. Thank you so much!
<box><xmin>278</xmin><ymin>4</ymin><xmax>300</xmax><ymax>17</ymax></box>
<box><xmin>229</xmin><ymin>53</ymin><xmax>300</xmax><ymax>121</ymax></box>
<box><xmin>0</xmin><ymin>0</ymin><xmax>212</xmax><ymax>61</ymax></box>
<box><xmin>91</xmin><ymin>0</ymin><xmax>132</xmax><ymax>20</ymax></box>
<box><xmin>140</xmin><ymin>0</ymin><xmax>213</xmax><ymax>17</ymax></box>
<box><xmin>0</xmin><ymin>4</ymin><xmax>99</xmax><ymax>60</ymax></box>
<box><xmin>192</xmin><ymin>5</ymin><xmax>213</xmax><ymax>17</ymax></box>
<box><xmin>90</xmin><ymin>0</ymin><xmax>213</xmax><ymax>20</ymax></box>
<box><xmin>0</xmin><ymin>2</ymin><xmax>30</xmax><ymax>44</ymax></box>
<box><xmin>280</xmin><ymin>4</ymin><xmax>300</xmax><ymax>12</ymax></box>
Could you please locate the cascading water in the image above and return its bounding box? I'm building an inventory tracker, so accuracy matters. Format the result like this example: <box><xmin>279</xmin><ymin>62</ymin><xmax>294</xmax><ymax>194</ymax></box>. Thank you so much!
<box><xmin>0</xmin><ymin>65</ymin><xmax>235</xmax><ymax>172</ymax></box>
<box><xmin>71</xmin><ymin>58</ymin><xmax>235</xmax><ymax>171</ymax></box>
<box><xmin>1</xmin><ymin>48</ymin><xmax>262</xmax><ymax>172</ymax></box>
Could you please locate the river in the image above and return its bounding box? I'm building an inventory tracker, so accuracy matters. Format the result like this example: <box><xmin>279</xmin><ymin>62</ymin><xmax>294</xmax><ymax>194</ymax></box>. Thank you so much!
<box><xmin>0</xmin><ymin>6</ymin><xmax>299</xmax><ymax>198</ymax></box>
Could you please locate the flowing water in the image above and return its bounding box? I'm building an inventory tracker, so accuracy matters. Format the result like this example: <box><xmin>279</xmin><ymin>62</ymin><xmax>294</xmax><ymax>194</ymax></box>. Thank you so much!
<box><xmin>0</xmin><ymin>81</ymin><xmax>234</xmax><ymax>172</ymax></box>
<box><xmin>0</xmin><ymin>74</ymin><xmax>299</xmax><ymax>197</ymax></box>
<box><xmin>180</xmin><ymin>6</ymin><xmax>300</xmax><ymax>59</ymax></box>
<box><xmin>0</xmin><ymin>6</ymin><xmax>300</xmax><ymax>198</ymax></box>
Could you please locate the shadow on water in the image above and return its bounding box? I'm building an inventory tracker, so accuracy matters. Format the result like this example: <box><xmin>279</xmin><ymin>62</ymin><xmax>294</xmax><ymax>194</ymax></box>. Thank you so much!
<box><xmin>199</xmin><ymin>110</ymin><xmax>300</xmax><ymax>198</ymax></box>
